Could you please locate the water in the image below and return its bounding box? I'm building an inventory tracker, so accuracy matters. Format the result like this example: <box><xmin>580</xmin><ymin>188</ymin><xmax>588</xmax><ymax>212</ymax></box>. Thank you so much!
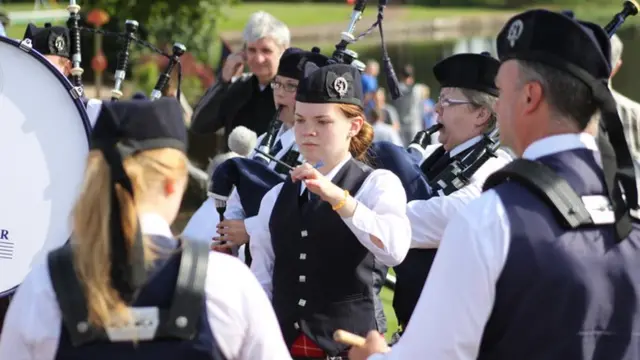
<box><xmin>177</xmin><ymin>27</ymin><xmax>640</xmax><ymax>232</ymax></box>
<box><xmin>354</xmin><ymin>27</ymin><xmax>640</xmax><ymax>102</ymax></box>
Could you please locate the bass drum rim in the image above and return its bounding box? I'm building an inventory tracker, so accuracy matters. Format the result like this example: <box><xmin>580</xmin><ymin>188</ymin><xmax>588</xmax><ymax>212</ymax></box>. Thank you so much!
<box><xmin>0</xmin><ymin>36</ymin><xmax>91</xmax><ymax>299</ymax></box>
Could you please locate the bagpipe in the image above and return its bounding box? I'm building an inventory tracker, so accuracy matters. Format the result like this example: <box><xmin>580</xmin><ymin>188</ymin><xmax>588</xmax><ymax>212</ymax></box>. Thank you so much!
<box><xmin>65</xmin><ymin>0</ymin><xmax>187</xmax><ymax>102</ymax></box>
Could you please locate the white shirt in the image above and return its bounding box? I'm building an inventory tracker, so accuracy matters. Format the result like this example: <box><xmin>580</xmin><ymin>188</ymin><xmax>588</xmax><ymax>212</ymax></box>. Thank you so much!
<box><xmin>248</xmin><ymin>154</ymin><xmax>411</xmax><ymax>299</ymax></box>
<box><xmin>407</xmin><ymin>135</ymin><xmax>513</xmax><ymax>248</ymax></box>
<box><xmin>0</xmin><ymin>213</ymin><xmax>292</xmax><ymax>360</ymax></box>
<box><xmin>368</xmin><ymin>133</ymin><xmax>602</xmax><ymax>360</ymax></box>
<box><xmin>86</xmin><ymin>98</ymin><xmax>103</xmax><ymax>129</ymax></box>
<box><xmin>227</xmin><ymin>125</ymin><xmax>298</xmax><ymax>222</ymax></box>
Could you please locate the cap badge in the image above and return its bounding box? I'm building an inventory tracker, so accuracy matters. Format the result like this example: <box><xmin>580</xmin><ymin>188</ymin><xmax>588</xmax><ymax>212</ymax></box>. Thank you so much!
<box><xmin>507</xmin><ymin>19</ymin><xmax>524</xmax><ymax>48</ymax></box>
<box><xmin>333</xmin><ymin>77</ymin><xmax>348</xmax><ymax>98</ymax></box>
<box><xmin>54</xmin><ymin>35</ymin><xmax>65</xmax><ymax>52</ymax></box>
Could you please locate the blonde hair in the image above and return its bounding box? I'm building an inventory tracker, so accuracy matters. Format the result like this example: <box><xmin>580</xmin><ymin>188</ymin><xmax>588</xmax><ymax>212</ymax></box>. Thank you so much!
<box><xmin>337</xmin><ymin>104</ymin><xmax>373</xmax><ymax>162</ymax></box>
<box><xmin>71</xmin><ymin>148</ymin><xmax>188</xmax><ymax>329</ymax></box>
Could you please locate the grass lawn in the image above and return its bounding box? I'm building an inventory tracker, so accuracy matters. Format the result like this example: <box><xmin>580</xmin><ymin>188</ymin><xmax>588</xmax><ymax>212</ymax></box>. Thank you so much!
<box><xmin>381</xmin><ymin>286</ymin><xmax>398</xmax><ymax>341</ymax></box>
<box><xmin>214</xmin><ymin>3</ymin><xmax>514</xmax><ymax>33</ymax></box>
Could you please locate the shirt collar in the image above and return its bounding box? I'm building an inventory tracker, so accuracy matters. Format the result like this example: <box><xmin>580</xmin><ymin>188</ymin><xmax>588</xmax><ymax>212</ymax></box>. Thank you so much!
<box><xmin>300</xmin><ymin>153</ymin><xmax>353</xmax><ymax>195</ymax></box>
<box><xmin>522</xmin><ymin>133</ymin><xmax>598</xmax><ymax>160</ymax></box>
<box><xmin>278</xmin><ymin>125</ymin><xmax>295</xmax><ymax>149</ymax></box>
<box><xmin>139</xmin><ymin>212</ymin><xmax>173</xmax><ymax>238</ymax></box>
<box><xmin>450</xmin><ymin>135</ymin><xmax>482</xmax><ymax>157</ymax></box>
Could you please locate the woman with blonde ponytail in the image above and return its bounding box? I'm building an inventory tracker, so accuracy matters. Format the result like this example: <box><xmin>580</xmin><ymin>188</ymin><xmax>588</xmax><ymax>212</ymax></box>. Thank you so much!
<box><xmin>249</xmin><ymin>63</ymin><xmax>411</xmax><ymax>359</ymax></box>
<box><xmin>0</xmin><ymin>98</ymin><xmax>291</xmax><ymax>360</ymax></box>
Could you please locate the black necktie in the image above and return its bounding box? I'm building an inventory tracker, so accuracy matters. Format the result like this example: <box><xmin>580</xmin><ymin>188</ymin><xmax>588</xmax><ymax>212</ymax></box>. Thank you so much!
<box><xmin>270</xmin><ymin>139</ymin><xmax>283</xmax><ymax>156</ymax></box>
<box><xmin>424</xmin><ymin>151</ymin><xmax>451</xmax><ymax>180</ymax></box>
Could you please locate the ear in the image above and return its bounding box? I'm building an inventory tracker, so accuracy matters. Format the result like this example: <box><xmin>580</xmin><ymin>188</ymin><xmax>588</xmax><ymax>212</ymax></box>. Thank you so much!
<box><xmin>610</xmin><ymin>59</ymin><xmax>622</xmax><ymax>79</ymax></box>
<box><xmin>350</xmin><ymin>115</ymin><xmax>364</xmax><ymax>137</ymax></box>
<box><xmin>522</xmin><ymin>81</ymin><xmax>543</xmax><ymax>115</ymax></box>
<box><xmin>473</xmin><ymin>107</ymin><xmax>491</xmax><ymax>128</ymax></box>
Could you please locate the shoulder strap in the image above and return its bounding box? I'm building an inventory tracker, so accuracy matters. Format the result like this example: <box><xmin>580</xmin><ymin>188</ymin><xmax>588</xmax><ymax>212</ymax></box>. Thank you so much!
<box><xmin>158</xmin><ymin>236</ymin><xmax>210</xmax><ymax>340</ymax></box>
<box><xmin>48</xmin><ymin>244</ymin><xmax>104</xmax><ymax>346</ymax></box>
<box><xmin>482</xmin><ymin>159</ymin><xmax>593</xmax><ymax>229</ymax></box>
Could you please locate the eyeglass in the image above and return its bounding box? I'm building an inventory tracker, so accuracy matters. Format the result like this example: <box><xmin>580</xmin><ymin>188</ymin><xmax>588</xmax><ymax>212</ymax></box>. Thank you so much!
<box><xmin>270</xmin><ymin>81</ymin><xmax>298</xmax><ymax>93</ymax></box>
<box><xmin>438</xmin><ymin>97</ymin><xmax>473</xmax><ymax>108</ymax></box>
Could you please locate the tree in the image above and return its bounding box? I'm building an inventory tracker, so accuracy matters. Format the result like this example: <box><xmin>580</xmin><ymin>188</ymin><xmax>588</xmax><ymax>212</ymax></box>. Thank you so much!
<box><xmin>81</xmin><ymin>0</ymin><xmax>235</xmax><ymax>65</ymax></box>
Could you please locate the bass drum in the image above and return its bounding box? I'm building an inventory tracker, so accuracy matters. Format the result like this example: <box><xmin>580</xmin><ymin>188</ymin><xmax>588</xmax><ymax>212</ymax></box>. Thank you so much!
<box><xmin>0</xmin><ymin>36</ymin><xmax>91</xmax><ymax>322</ymax></box>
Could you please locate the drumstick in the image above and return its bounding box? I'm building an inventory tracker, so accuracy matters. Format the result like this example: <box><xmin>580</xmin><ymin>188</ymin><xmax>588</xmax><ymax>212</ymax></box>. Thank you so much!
<box><xmin>333</xmin><ymin>329</ymin><xmax>366</xmax><ymax>347</ymax></box>
<box><xmin>253</xmin><ymin>148</ymin><xmax>294</xmax><ymax>171</ymax></box>
<box><xmin>253</xmin><ymin>148</ymin><xmax>324</xmax><ymax>171</ymax></box>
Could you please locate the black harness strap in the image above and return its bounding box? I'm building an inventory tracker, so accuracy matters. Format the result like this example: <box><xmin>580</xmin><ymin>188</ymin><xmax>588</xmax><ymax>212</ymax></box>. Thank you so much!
<box><xmin>158</xmin><ymin>236</ymin><xmax>210</xmax><ymax>340</ymax></box>
<box><xmin>48</xmin><ymin>244</ymin><xmax>102</xmax><ymax>346</ymax></box>
<box><xmin>48</xmin><ymin>236</ymin><xmax>210</xmax><ymax>346</ymax></box>
<box><xmin>482</xmin><ymin>159</ymin><xmax>594</xmax><ymax>229</ymax></box>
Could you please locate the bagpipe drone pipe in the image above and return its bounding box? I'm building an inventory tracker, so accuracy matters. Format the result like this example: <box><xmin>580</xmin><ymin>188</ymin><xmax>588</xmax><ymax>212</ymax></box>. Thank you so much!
<box><xmin>64</xmin><ymin>0</ymin><xmax>188</xmax><ymax>103</ymax></box>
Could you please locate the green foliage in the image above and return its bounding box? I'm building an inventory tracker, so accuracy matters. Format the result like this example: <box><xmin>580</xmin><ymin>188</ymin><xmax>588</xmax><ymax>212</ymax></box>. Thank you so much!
<box><xmin>179</xmin><ymin>75</ymin><xmax>206</xmax><ymax>106</ymax></box>
<box><xmin>131</xmin><ymin>61</ymin><xmax>160</xmax><ymax>96</ymax></box>
<box><xmin>81</xmin><ymin>0</ymin><xmax>236</xmax><ymax>65</ymax></box>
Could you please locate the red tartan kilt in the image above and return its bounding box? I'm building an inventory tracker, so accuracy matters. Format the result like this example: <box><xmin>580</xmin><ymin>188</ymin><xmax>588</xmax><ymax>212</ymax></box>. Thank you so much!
<box><xmin>290</xmin><ymin>333</ymin><xmax>325</xmax><ymax>358</ymax></box>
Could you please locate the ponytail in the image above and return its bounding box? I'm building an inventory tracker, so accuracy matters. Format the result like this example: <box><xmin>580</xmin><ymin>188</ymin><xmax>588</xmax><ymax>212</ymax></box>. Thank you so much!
<box><xmin>72</xmin><ymin>148</ymin><xmax>187</xmax><ymax>328</ymax></box>
<box><xmin>337</xmin><ymin>103</ymin><xmax>373</xmax><ymax>162</ymax></box>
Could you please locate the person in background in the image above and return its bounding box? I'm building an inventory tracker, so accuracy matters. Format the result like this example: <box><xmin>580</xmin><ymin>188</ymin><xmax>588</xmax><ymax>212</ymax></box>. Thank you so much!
<box><xmin>609</xmin><ymin>34</ymin><xmax>640</xmax><ymax>160</ymax></box>
<box><xmin>190</xmin><ymin>11</ymin><xmax>290</xmax><ymax>149</ymax></box>
<box><xmin>22</xmin><ymin>22</ymin><xmax>102</xmax><ymax>128</ymax></box>
<box><xmin>0</xmin><ymin>98</ymin><xmax>292</xmax><ymax>360</ymax></box>
<box><xmin>373</xmin><ymin>88</ymin><xmax>400</xmax><ymax>131</ymax></box>
<box><xmin>416</xmin><ymin>83</ymin><xmax>439</xmax><ymax>145</ymax></box>
<box><xmin>371</xmin><ymin>108</ymin><xmax>403</xmax><ymax>146</ymax></box>
<box><xmin>0</xmin><ymin>11</ymin><xmax>8</xmax><ymax>37</ymax></box>
<box><xmin>361</xmin><ymin>59</ymin><xmax>379</xmax><ymax>114</ymax></box>
<box><xmin>391</xmin><ymin>64</ymin><xmax>423</xmax><ymax>145</ymax></box>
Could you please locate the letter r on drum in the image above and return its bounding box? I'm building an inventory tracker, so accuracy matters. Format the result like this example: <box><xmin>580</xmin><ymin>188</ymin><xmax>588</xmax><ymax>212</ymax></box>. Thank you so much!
<box><xmin>0</xmin><ymin>229</ymin><xmax>8</xmax><ymax>240</ymax></box>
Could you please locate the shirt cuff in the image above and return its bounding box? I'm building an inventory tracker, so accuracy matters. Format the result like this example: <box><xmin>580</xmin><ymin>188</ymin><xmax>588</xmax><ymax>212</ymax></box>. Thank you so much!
<box><xmin>367</xmin><ymin>353</ymin><xmax>388</xmax><ymax>360</ymax></box>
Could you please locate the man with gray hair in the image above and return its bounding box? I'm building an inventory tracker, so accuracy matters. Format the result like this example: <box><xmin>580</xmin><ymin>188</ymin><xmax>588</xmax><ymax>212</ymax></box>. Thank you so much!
<box><xmin>190</xmin><ymin>11</ymin><xmax>290</xmax><ymax>150</ymax></box>
<box><xmin>609</xmin><ymin>34</ymin><xmax>640</xmax><ymax>160</ymax></box>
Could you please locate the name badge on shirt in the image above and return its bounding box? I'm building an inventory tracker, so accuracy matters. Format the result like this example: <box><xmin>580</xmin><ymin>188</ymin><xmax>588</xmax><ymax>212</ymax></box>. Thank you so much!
<box><xmin>105</xmin><ymin>307</ymin><xmax>160</xmax><ymax>342</ymax></box>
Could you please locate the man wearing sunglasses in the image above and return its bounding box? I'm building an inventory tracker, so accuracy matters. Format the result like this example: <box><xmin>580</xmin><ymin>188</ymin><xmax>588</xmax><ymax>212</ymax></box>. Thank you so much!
<box><xmin>391</xmin><ymin>52</ymin><xmax>513</xmax><ymax>340</ymax></box>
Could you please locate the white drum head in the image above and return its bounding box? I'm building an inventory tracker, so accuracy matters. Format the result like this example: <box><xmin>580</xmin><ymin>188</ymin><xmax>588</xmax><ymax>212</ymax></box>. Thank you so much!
<box><xmin>0</xmin><ymin>38</ymin><xmax>90</xmax><ymax>296</ymax></box>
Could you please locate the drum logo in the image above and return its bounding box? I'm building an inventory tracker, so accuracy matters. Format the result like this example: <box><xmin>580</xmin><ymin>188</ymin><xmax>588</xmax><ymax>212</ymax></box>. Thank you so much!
<box><xmin>0</xmin><ymin>229</ymin><xmax>13</xmax><ymax>260</ymax></box>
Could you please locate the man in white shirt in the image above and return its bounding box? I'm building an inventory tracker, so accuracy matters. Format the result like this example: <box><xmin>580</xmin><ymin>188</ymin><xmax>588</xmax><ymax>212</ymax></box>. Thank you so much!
<box><xmin>391</xmin><ymin>51</ymin><xmax>512</xmax><ymax>334</ymax></box>
<box><xmin>350</xmin><ymin>9</ymin><xmax>640</xmax><ymax>360</ymax></box>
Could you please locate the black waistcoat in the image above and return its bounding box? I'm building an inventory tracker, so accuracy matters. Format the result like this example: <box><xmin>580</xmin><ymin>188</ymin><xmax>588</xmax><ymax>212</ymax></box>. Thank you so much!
<box><xmin>269</xmin><ymin>159</ymin><xmax>387</xmax><ymax>356</ymax></box>
<box><xmin>393</xmin><ymin>144</ymin><xmax>476</xmax><ymax>327</ymax></box>
<box><xmin>478</xmin><ymin>149</ymin><xmax>640</xmax><ymax>360</ymax></box>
